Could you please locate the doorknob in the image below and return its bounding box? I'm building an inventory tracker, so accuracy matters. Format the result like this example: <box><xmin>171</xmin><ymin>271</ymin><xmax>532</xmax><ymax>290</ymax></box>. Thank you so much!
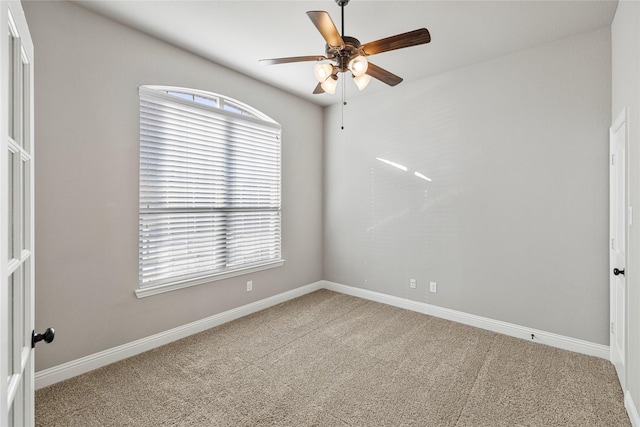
<box><xmin>32</xmin><ymin>327</ymin><xmax>55</xmax><ymax>348</ymax></box>
<box><xmin>613</xmin><ymin>268</ymin><xmax>625</xmax><ymax>276</ymax></box>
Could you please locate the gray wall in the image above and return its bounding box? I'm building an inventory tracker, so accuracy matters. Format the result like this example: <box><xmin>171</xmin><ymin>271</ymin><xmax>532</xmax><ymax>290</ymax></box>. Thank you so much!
<box><xmin>24</xmin><ymin>1</ymin><xmax>324</xmax><ymax>371</ymax></box>
<box><xmin>612</xmin><ymin>0</ymin><xmax>640</xmax><ymax>414</ymax></box>
<box><xmin>324</xmin><ymin>27</ymin><xmax>612</xmax><ymax>345</ymax></box>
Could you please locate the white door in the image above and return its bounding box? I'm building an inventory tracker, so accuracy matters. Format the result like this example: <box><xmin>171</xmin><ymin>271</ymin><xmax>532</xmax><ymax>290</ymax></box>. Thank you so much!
<box><xmin>2</xmin><ymin>1</ymin><xmax>40</xmax><ymax>425</ymax></box>
<box><xmin>610</xmin><ymin>108</ymin><xmax>627</xmax><ymax>390</ymax></box>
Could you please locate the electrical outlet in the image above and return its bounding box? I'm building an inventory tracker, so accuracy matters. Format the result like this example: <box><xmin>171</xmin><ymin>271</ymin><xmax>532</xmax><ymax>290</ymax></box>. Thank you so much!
<box><xmin>429</xmin><ymin>281</ymin><xmax>437</xmax><ymax>293</ymax></box>
<box><xmin>410</xmin><ymin>279</ymin><xmax>417</xmax><ymax>289</ymax></box>
<box><xmin>246</xmin><ymin>281</ymin><xmax>253</xmax><ymax>292</ymax></box>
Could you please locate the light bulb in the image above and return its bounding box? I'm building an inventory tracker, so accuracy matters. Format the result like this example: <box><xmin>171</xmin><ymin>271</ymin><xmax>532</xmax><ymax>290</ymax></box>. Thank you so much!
<box><xmin>353</xmin><ymin>73</ymin><xmax>372</xmax><ymax>91</ymax></box>
<box><xmin>321</xmin><ymin>75</ymin><xmax>338</xmax><ymax>94</ymax></box>
<box><xmin>348</xmin><ymin>55</ymin><xmax>368</xmax><ymax>77</ymax></box>
<box><xmin>314</xmin><ymin>63</ymin><xmax>334</xmax><ymax>82</ymax></box>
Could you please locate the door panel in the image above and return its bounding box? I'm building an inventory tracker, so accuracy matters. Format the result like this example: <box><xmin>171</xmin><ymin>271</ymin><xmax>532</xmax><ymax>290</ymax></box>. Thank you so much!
<box><xmin>2</xmin><ymin>2</ymin><xmax>34</xmax><ymax>425</ymax></box>
<box><xmin>610</xmin><ymin>108</ymin><xmax>627</xmax><ymax>390</ymax></box>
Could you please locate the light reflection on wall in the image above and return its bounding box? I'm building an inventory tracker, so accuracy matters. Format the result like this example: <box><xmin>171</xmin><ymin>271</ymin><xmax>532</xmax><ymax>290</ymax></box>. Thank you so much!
<box><xmin>323</xmin><ymin>82</ymin><xmax>461</xmax><ymax>300</ymax></box>
<box><xmin>368</xmin><ymin>152</ymin><xmax>441</xmax><ymax>300</ymax></box>
<box><xmin>375</xmin><ymin>157</ymin><xmax>433</xmax><ymax>183</ymax></box>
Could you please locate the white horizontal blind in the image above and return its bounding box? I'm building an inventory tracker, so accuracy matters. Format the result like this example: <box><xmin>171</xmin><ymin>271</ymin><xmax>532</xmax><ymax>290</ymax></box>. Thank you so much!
<box><xmin>139</xmin><ymin>86</ymin><xmax>281</xmax><ymax>288</ymax></box>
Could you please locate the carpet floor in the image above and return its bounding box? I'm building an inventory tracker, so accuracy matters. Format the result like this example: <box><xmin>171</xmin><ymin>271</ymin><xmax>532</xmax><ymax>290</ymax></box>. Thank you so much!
<box><xmin>35</xmin><ymin>289</ymin><xmax>630</xmax><ymax>426</ymax></box>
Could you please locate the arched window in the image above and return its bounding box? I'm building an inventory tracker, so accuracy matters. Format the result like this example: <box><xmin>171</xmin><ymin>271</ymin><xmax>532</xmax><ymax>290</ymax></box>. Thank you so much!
<box><xmin>137</xmin><ymin>86</ymin><xmax>282</xmax><ymax>296</ymax></box>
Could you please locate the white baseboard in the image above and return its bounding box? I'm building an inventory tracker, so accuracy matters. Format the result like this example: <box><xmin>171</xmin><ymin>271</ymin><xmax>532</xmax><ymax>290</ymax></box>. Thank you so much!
<box><xmin>36</xmin><ymin>279</ymin><xmax>610</xmax><ymax>390</ymax></box>
<box><xmin>627</xmin><ymin>391</ymin><xmax>640</xmax><ymax>427</ymax></box>
<box><xmin>321</xmin><ymin>280</ymin><xmax>610</xmax><ymax>360</ymax></box>
<box><xmin>35</xmin><ymin>281</ymin><xmax>323</xmax><ymax>390</ymax></box>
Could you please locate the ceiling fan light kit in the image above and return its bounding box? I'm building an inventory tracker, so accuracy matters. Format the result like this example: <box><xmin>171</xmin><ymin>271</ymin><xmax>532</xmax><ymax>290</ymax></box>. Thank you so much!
<box><xmin>260</xmin><ymin>0</ymin><xmax>431</xmax><ymax>95</ymax></box>
<box><xmin>353</xmin><ymin>73</ymin><xmax>372</xmax><ymax>91</ymax></box>
<box><xmin>314</xmin><ymin>63</ymin><xmax>334</xmax><ymax>82</ymax></box>
<box><xmin>348</xmin><ymin>55</ymin><xmax>368</xmax><ymax>77</ymax></box>
<box><xmin>321</xmin><ymin>74</ymin><xmax>339</xmax><ymax>94</ymax></box>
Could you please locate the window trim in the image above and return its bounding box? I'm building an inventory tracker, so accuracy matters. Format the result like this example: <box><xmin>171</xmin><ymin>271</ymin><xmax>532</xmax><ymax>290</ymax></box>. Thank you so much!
<box><xmin>134</xmin><ymin>259</ymin><xmax>284</xmax><ymax>298</ymax></box>
<box><xmin>136</xmin><ymin>86</ymin><xmax>284</xmax><ymax>298</ymax></box>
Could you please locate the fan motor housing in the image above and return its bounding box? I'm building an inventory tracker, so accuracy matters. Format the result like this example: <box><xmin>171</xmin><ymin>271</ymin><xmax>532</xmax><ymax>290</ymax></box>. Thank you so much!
<box><xmin>326</xmin><ymin>36</ymin><xmax>362</xmax><ymax>72</ymax></box>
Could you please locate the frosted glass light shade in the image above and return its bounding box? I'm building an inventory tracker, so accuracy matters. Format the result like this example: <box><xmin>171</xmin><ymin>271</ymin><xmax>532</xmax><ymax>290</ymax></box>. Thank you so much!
<box><xmin>348</xmin><ymin>55</ymin><xmax>368</xmax><ymax>77</ymax></box>
<box><xmin>321</xmin><ymin>75</ymin><xmax>338</xmax><ymax>94</ymax></box>
<box><xmin>353</xmin><ymin>73</ymin><xmax>372</xmax><ymax>91</ymax></box>
<box><xmin>314</xmin><ymin>63</ymin><xmax>334</xmax><ymax>82</ymax></box>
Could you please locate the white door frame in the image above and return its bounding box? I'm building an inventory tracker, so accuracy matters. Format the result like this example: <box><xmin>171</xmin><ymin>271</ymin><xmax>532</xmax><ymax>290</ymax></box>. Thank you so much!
<box><xmin>610</xmin><ymin>107</ymin><xmax>628</xmax><ymax>391</ymax></box>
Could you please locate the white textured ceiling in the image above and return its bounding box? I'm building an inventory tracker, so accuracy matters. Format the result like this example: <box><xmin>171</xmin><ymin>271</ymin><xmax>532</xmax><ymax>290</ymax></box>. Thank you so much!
<box><xmin>73</xmin><ymin>0</ymin><xmax>618</xmax><ymax>106</ymax></box>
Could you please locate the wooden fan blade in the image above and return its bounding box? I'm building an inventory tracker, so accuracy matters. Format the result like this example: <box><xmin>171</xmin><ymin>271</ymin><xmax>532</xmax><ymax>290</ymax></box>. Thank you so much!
<box><xmin>307</xmin><ymin>11</ymin><xmax>345</xmax><ymax>48</ymax></box>
<box><xmin>260</xmin><ymin>55</ymin><xmax>329</xmax><ymax>65</ymax></box>
<box><xmin>361</xmin><ymin>28</ymin><xmax>431</xmax><ymax>56</ymax></box>
<box><xmin>313</xmin><ymin>82</ymin><xmax>325</xmax><ymax>94</ymax></box>
<box><xmin>366</xmin><ymin>62</ymin><xmax>403</xmax><ymax>86</ymax></box>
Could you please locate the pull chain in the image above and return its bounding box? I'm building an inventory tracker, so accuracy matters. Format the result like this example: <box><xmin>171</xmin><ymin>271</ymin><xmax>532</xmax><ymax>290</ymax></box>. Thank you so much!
<box><xmin>341</xmin><ymin>77</ymin><xmax>346</xmax><ymax>130</ymax></box>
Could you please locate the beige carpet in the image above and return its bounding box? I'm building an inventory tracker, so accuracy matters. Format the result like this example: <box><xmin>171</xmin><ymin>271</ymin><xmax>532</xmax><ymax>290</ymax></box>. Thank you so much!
<box><xmin>35</xmin><ymin>289</ymin><xmax>630</xmax><ymax>426</ymax></box>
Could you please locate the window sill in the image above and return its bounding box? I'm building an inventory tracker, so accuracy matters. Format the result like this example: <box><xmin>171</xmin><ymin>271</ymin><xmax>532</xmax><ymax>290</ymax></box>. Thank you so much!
<box><xmin>134</xmin><ymin>260</ymin><xmax>285</xmax><ymax>298</ymax></box>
